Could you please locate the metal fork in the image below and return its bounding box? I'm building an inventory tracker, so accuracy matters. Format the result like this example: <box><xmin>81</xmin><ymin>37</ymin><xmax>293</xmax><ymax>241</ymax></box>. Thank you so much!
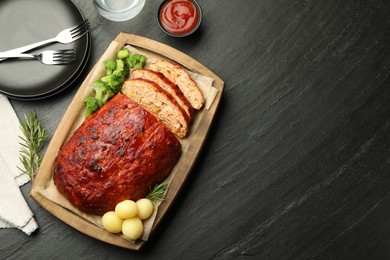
<box><xmin>0</xmin><ymin>20</ymin><xmax>90</xmax><ymax>62</ymax></box>
<box><xmin>0</xmin><ymin>50</ymin><xmax>76</xmax><ymax>65</ymax></box>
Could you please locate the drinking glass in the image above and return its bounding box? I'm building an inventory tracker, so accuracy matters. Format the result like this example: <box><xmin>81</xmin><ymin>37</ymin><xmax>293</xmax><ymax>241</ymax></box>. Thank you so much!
<box><xmin>93</xmin><ymin>0</ymin><xmax>146</xmax><ymax>22</ymax></box>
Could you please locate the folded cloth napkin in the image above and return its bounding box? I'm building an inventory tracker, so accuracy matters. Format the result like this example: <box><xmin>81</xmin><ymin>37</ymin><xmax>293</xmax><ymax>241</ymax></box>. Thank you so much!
<box><xmin>0</xmin><ymin>93</ymin><xmax>38</xmax><ymax>235</ymax></box>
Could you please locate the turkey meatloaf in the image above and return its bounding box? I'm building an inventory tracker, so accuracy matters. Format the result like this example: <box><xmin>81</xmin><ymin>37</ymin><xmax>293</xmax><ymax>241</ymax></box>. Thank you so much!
<box><xmin>53</xmin><ymin>93</ymin><xmax>182</xmax><ymax>216</ymax></box>
<box><xmin>122</xmin><ymin>79</ymin><xmax>190</xmax><ymax>138</ymax></box>
<box><xmin>131</xmin><ymin>69</ymin><xmax>194</xmax><ymax>121</ymax></box>
<box><xmin>149</xmin><ymin>59</ymin><xmax>205</xmax><ymax>110</ymax></box>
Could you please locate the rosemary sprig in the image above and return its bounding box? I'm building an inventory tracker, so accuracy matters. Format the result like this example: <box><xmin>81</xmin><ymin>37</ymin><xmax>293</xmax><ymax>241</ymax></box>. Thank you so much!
<box><xmin>146</xmin><ymin>182</ymin><xmax>168</xmax><ymax>202</ymax></box>
<box><xmin>17</xmin><ymin>111</ymin><xmax>47</xmax><ymax>182</ymax></box>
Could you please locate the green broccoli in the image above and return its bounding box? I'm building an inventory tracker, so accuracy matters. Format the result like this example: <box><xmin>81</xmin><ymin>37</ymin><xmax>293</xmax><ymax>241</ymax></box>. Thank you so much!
<box><xmin>115</xmin><ymin>58</ymin><xmax>129</xmax><ymax>78</ymax></box>
<box><xmin>104</xmin><ymin>59</ymin><xmax>117</xmax><ymax>75</ymax></box>
<box><xmin>84</xmin><ymin>96</ymin><xmax>101</xmax><ymax>117</ymax></box>
<box><xmin>93</xmin><ymin>80</ymin><xmax>113</xmax><ymax>105</ymax></box>
<box><xmin>113</xmin><ymin>70</ymin><xmax>125</xmax><ymax>83</ymax></box>
<box><xmin>83</xmin><ymin>48</ymin><xmax>148</xmax><ymax>117</ymax></box>
<box><xmin>126</xmin><ymin>54</ymin><xmax>147</xmax><ymax>69</ymax></box>
<box><xmin>84</xmin><ymin>80</ymin><xmax>115</xmax><ymax>117</ymax></box>
<box><xmin>101</xmin><ymin>71</ymin><xmax>124</xmax><ymax>94</ymax></box>
<box><xmin>117</xmin><ymin>47</ymin><xmax>130</xmax><ymax>59</ymax></box>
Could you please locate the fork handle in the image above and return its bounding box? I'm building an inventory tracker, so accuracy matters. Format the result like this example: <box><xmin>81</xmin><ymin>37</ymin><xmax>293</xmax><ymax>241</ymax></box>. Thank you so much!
<box><xmin>0</xmin><ymin>53</ymin><xmax>35</xmax><ymax>59</ymax></box>
<box><xmin>0</xmin><ymin>37</ymin><xmax>56</xmax><ymax>62</ymax></box>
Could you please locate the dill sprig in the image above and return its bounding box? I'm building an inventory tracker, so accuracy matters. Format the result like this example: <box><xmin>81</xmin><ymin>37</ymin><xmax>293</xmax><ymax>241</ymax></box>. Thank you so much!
<box><xmin>17</xmin><ymin>111</ymin><xmax>47</xmax><ymax>182</ymax></box>
<box><xmin>146</xmin><ymin>182</ymin><xmax>168</xmax><ymax>202</ymax></box>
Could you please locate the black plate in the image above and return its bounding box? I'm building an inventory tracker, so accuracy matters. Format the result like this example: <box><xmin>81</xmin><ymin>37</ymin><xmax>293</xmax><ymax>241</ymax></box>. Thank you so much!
<box><xmin>0</xmin><ymin>0</ymin><xmax>90</xmax><ymax>100</ymax></box>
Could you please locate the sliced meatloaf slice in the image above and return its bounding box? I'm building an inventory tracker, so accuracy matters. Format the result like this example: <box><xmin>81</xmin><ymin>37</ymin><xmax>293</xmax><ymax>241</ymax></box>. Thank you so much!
<box><xmin>149</xmin><ymin>60</ymin><xmax>205</xmax><ymax>110</ymax></box>
<box><xmin>122</xmin><ymin>79</ymin><xmax>190</xmax><ymax>138</ymax></box>
<box><xmin>131</xmin><ymin>69</ymin><xmax>194</xmax><ymax>121</ymax></box>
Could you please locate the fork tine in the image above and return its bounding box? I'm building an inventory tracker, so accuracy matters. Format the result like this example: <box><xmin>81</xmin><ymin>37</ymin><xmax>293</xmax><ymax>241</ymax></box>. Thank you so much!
<box><xmin>53</xmin><ymin>58</ymin><xmax>75</xmax><ymax>63</ymax></box>
<box><xmin>53</xmin><ymin>50</ymin><xmax>75</xmax><ymax>57</ymax></box>
<box><xmin>52</xmin><ymin>49</ymin><xmax>75</xmax><ymax>56</ymax></box>
<box><xmin>52</xmin><ymin>57</ymin><xmax>75</xmax><ymax>62</ymax></box>
<box><xmin>52</xmin><ymin>61</ymin><xmax>74</xmax><ymax>65</ymax></box>
<box><xmin>70</xmin><ymin>20</ymin><xmax>91</xmax><ymax>40</ymax></box>
<box><xmin>53</xmin><ymin>55</ymin><xmax>75</xmax><ymax>59</ymax></box>
<box><xmin>66</xmin><ymin>19</ymin><xmax>89</xmax><ymax>34</ymax></box>
<box><xmin>53</xmin><ymin>49</ymin><xmax>74</xmax><ymax>53</ymax></box>
<box><xmin>52</xmin><ymin>49</ymin><xmax>76</xmax><ymax>63</ymax></box>
<box><xmin>69</xmin><ymin>20</ymin><xmax>89</xmax><ymax>33</ymax></box>
<box><xmin>52</xmin><ymin>58</ymin><xmax>75</xmax><ymax>64</ymax></box>
<box><xmin>53</xmin><ymin>57</ymin><xmax>75</xmax><ymax>62</ymax></box>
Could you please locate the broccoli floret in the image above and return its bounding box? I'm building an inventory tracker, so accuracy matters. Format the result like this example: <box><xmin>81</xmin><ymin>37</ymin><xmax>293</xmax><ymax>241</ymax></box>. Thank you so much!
<box><xmin>117</xmin><ymin>47</ymin><xmax>130</xmax><ymax>59</ymax></box>
<box><xmin>100</xmin><ymin>58</ymin><xmax>129</xmax><ymax>93</ymax></box>
<box><xmin>115</xmin><ymin>59</ymin><xmax>129</xmax><ymax>78</ymax></box>
<box><xmin>113</xmin><ymin>70</ymin><xmax>125</xmax><ymax>83</ymax></box>
<box><xmin>93</xmin><ymin>80</ymin><xmax>113</xmax><ymax>104</ymax></box>
<box><xmin>83</xmin><ymin>49</ymin><xmax>147</xmax><ymax>117</ymax></box>
<box><xmin>116</xmin><ymin>59</ymin><xmax>125</xmax><ymax>71</ymax></box>
<box><xmin>84</xmin><ymin>96</ymin><xmax>101</xmax><ymax>117</ymax></box>
<box><xmin>104</xmin><ymin>59</ymin><xmax>117</xmax><ymax>75</ymax></box>
<box><xmin>126</xmin><ymin>54</ymin><xmax>147</xmax><ymax>69</ymax></box>
<box><xmin>101</xmin><ymin>72</ymin><xmax>124</xmax><ymax>94</ymax></box>
<box><xmin>84</xmin><ymin>80</ymin><xmax>115</xmax><ymax>117</ymax></box>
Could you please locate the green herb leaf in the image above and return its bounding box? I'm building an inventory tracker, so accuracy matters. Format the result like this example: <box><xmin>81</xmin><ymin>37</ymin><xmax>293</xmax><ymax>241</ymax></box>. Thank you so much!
<box><xmin>17</xmin><ymin>111</ymin><xmax>47</xmax><ymax>182</ymax></box>
<box><xmin>146</xmin><ymin>182</ymin><xmax>168</xmax><ymax>202</ymax></box>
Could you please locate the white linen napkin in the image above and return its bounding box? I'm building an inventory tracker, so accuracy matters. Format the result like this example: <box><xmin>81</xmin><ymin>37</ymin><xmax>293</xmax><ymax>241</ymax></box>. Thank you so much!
<box><xmin>0</xmin><ymin>93</ymin><xmax>38</xmax><ymax>235</ymax></box>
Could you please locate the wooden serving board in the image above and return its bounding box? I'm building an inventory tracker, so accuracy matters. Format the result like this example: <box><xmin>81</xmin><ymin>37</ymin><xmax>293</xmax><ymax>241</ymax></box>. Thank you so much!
<box><xmin>30</xmin><ymin>33</ymin><xmax>224</xmax><ymax>250</ymax></box>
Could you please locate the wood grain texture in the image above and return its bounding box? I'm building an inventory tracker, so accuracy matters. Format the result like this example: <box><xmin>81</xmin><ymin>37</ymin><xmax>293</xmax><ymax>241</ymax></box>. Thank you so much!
<box><xmin>3</xmin><ymin>0</ymin><xmax>390</xmax><ymax>259</ymax></box>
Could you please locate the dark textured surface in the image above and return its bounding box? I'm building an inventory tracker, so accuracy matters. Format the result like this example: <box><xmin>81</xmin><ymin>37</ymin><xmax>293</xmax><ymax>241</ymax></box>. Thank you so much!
<box><xmin>2</xmin><ymin>0</ymin><xmax>390</xmax><ymax>259</ymax></box>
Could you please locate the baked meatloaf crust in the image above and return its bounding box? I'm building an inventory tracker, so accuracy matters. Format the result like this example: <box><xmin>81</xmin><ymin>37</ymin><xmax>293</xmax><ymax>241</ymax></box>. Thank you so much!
<box><xmin>53</xmin><ymin>93</ymin><xmax>182</xmax><ymax>216</ymax></box>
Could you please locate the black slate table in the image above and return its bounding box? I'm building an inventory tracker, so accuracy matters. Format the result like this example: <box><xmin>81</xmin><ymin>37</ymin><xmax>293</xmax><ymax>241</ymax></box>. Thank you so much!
<box><xmin>2</xmin><ymin>0</ymin><xmax>390</xmax><ymax>259</ymax></box>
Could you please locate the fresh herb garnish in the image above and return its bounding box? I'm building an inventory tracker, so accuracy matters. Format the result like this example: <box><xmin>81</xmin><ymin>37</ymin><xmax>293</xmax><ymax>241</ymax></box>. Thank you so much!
<box><xmin>18</xmin><ymin>111</ymin><xmax>47</xmax><ymax>182</ymax></box>
<box><xmin>146</xmin><ymin>182</ymin><xmax>168</xmax><ymax>202</ymax></box>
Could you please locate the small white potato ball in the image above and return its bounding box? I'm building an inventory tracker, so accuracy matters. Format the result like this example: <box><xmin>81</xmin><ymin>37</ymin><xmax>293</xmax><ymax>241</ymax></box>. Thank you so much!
<box><xmin>122</xmin><ymin>217</ymin><xmax>143</xmax><ymax>240</ymax></box>
<box><xmin>115</xmin><ymin>200</ymin><xmax>138</xmax><ymax>219</ymax></box>
<box><xmin>102</xmin><ymin>211</ymin><xmax>123</xmax><ymax>233</ymax></box>
<box><xmin>136</xmin><ymin>198</ymin><xmax>155</xmax><ymax>220</ymax></box>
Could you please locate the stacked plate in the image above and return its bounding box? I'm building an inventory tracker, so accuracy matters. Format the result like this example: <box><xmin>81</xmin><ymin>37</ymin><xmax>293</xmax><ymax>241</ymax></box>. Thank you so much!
<box><xmin>0</xmin><ymin>0</ymin><xmax>91</xmax><ymax>100</ymax></box>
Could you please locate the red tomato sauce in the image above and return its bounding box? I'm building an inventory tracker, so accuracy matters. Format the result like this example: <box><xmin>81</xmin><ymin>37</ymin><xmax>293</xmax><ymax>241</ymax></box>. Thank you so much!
<box><xmin>160</xmin><ymin>0</ymin><xmax>199</xmax><ymax>35</ymax></box>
